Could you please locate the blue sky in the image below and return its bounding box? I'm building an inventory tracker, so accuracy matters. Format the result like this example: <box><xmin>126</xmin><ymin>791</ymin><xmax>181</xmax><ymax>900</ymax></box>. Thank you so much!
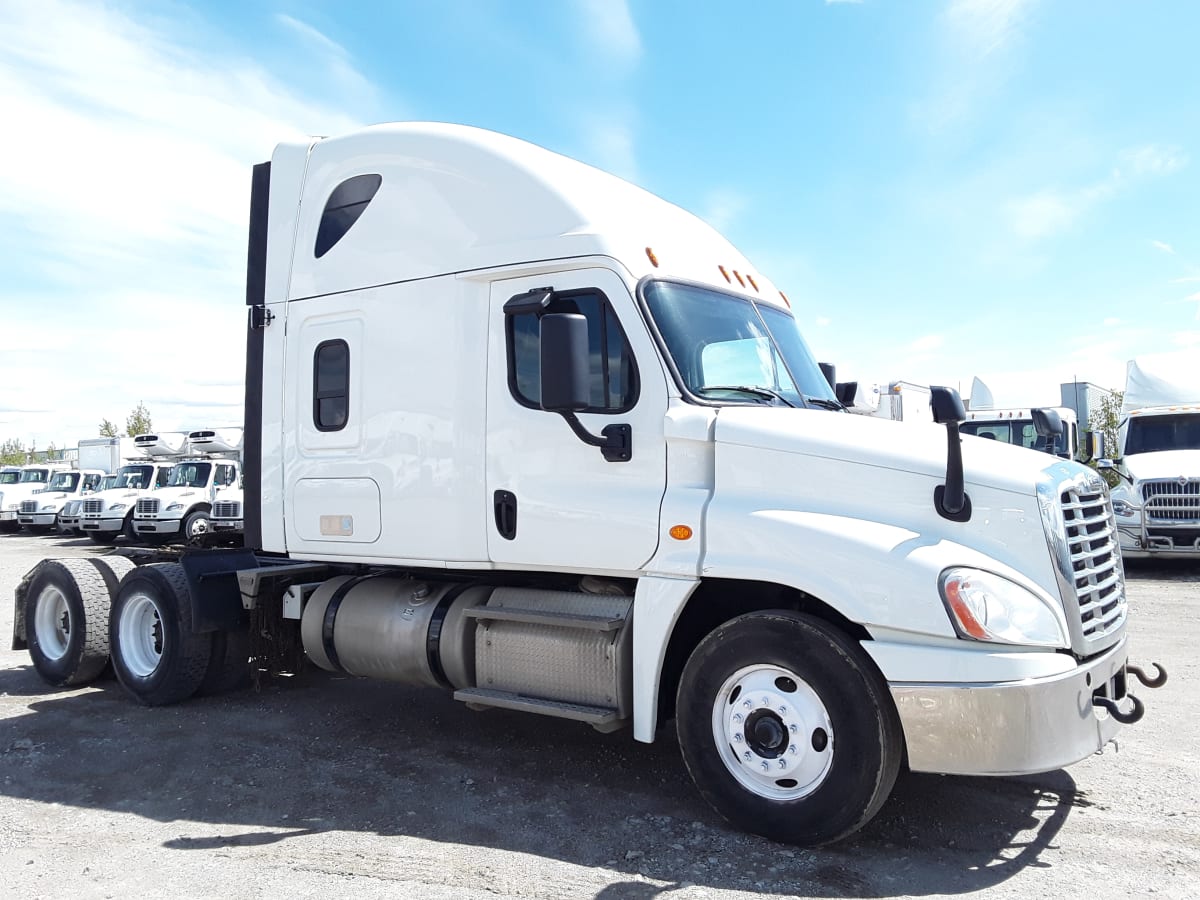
<box><xmin>1</xmin><ymin>0</ymin><xmax>1197</xmax><ymax>448</ymax></box>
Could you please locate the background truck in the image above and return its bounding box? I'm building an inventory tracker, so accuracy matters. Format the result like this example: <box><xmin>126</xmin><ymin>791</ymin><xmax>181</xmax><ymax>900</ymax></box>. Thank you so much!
<box><xmin>1106</xmin><ymin>353</ymin><xmax>1200</xmax><ymax>558</ymax></box>
<box><xmin>0</xmin><ymin>464</ymin><xmax>69</xmax><ymax>532</ymax></box>
<box><xmin>77</xmin><ymin>436</ymin><xmax>141</xmax><ymax>474</ymax></box>
<box><xmin>130</xmin><ymin>429</ymin><xmax>241</xmax><ymax>545</ymax></box>
<box><xmin>79</xmin><ymin>454</ymin><xmax>177</xmax><ymax>545</ymax></box>
<box><xmin>16</xmin><ymin>468</ymin><xmax>107</xmax><ymax>533</ymax></box>
<box><xmin>10</xmin><ymin>122</ymin><xmax>1164</xmax><ymax>846</ymax></box>
<box><xmin>209</xmin><ymin>475</ymin><xmax>244</xmax><ymax>543</ymax></box>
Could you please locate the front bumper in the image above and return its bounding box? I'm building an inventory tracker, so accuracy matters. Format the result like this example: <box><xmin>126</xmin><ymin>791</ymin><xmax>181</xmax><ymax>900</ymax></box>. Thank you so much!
<box><xmin>133</xmin><ymin>517</ymin><xmax>182</xmax><ymax>535</ymax></box>
<box><xmin>891</xmin><ymin>638</ymin><xmax>1133</xmax><ymax>776</ymax></box>
<box><xmin>0</xmin><ymin>509</ymin><xmax>18</xmax><ymax>522</ymax></box>
<box><xmin>17</xmin><ymin>512</ymin><xmax>57</xmax><ymax>526</ymax></box>
<box><xmin>80</xmin><ymin>516</ymin><xmax>124</xmax><ymax>534</ymax></box>
<box><xmin>212</xmin><ymin>520</ymin><xmax>244</xmax><ymax>532</ymax></box>
<box><xmin>1117</xmin><ymin>522</ymin><xmax>1200</xmax><ymax>558</ymax></box>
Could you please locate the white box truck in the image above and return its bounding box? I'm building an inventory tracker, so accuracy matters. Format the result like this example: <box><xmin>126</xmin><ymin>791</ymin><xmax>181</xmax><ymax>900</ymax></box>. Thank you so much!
<box><xmin>0</xmin><ymin>463</ymin><xmax>70</xmax><ymax>532</ymax></box>
<box><xmin>130</xmin><ymin>430</ymin><xmax>241</xmax><ymax>545</ymax></box>
<box><xmin>1106</xmin><ymin>354</ymin><xmax>1200</xmax><ymax>558</ymax></box>
<box><xmin>11</xmin><ymin>123</ymin><xmax>1165</xmax><ymax>846</ymax></box>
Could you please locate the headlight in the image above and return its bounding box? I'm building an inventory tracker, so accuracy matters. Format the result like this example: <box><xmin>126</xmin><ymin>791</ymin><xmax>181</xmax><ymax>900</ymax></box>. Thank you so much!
<box><xmin>939</xmin><ymin>567</ymin><xmax>1068</xmax><ymax>648</ymax></box>
<box><xmin>1112</xmin><ymin>498</ymin><xmax>1138</xmax><ymax>517</ymax></box>
<box><xmin>109</xmin><ymin>503</ymin><xmax>126</xmax><ymax>512</ymax></box>
<box><xmin>167</xmin><ymin>503</ymin><xmax>184</xmax><ymax>511</ymax></box>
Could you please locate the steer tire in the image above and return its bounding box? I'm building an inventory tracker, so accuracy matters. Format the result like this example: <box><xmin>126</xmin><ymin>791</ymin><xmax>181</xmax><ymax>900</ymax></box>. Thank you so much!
<box><xmin>25</xmin><ymin>559</ymin><xmax>113</xmax><ymax>686</ymax></box>
<box><xmin>109</xmin><ymin>563</ymin><xmax>213</xmax><ymax>706</ymax></box>
<box><xmin>676</xmin><ymin>610</ymin><xmax>903</xmax><ymax>847</ymax></box>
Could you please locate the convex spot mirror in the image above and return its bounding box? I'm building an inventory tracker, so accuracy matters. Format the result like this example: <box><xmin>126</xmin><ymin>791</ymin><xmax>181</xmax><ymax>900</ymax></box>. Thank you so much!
<box><xmin>539</xmin><ymin>313</ymin><xmax>590</xmax><ymax>412</ymax></box>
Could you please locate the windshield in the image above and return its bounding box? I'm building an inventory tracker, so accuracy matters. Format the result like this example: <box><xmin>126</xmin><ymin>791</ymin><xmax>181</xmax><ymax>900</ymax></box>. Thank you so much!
<box><xmin>642</xmin><ymin>281</ymin><xmax>837</xmax><ymax>408</ymax></box>
<box><xmin>19</xmin><ymin>469</ymin><xmax>49</xmax><ymax>484</ymax></box>
<box><xmin>168</xmin><ymin>463</ymin><xmax>211</xmax><ymax>488</ymax></box>
<box><xmin>100</xmin><ymin>475</ymin><xmax>119</xmax><ymax>490</ymax></box>
<box><xmin>961</xmin><ymin>419</ymin><xmax>1069</xmax><ymax>455</ymax></box>
<box><xmin>0</xmin><ymin>471</ymin><xmax>18</xmax><ymax>485</ymax></box>
<box><xmin>116</xmin><ymin>465</ymin><xmax>155</xmax><ymax>489</ymax></box>
<box><xmin>48</xmin><ymin>472</ymin><xmax>81</xmax><ymax>491</ymax></box>
<box><xmin>1126</xmin><ymin>413</ymin><xmax>1200</xmax><ymax>455</ymax></box>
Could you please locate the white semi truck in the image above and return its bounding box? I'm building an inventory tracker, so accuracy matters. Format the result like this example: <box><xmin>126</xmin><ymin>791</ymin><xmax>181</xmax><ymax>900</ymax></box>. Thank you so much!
<box><xmin>79</xmin><ymin>456</ymin><xmax>177</xmax><ymax>544</ymax></box>
<box><xmin>0</xmin><ymin>464</ymin><xmax>70</xmax><ymax>532</ymax></box>
<box><xmin>11</xmin><ymin>123</ymin><xmax>1165</xmax><ymax>845</ymax></box>
<box><xmin>1105</xmin><ymin>354</ymin><xmax>1200</xmax><ymax>558</ymax></box>
<box><xmin>16</xmin><ymin>468</ymin><xmax>107</xmax><ymax>532</ymax></box>
<box><xmin>130</xmin><ymin>430</ymin><xmax>241</xmax><ymax>545</ymax></box>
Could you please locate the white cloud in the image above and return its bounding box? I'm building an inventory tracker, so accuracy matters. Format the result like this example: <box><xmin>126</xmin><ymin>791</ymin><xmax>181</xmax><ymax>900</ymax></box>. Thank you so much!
<box><xmin>1006</xmin><ymin>143</ymin><xmax>1186</xmax><ymax>240</ymax></box>
<box><xmin>1172</xmin><ymin>331</ymin><xmax>1200</xmax><ymax>346</ymax></box>
<box><xmin>0</xmin><ymin>0</ymin><xmax>377</xmax><ymax>447</ymax></box>
<box><xmin>908</xmin><ymin>334</ymin><xmax>945</xmax><ymax>353</ymax></box>
<box><xmin>577</xmin><ymin>0</ymin><xmax>642</xmax><ymax>69</ymax></box>
<box><xmin>700</xmin><ymin>189</ymin><xmax>749</xmax><ymax>232</ymax></box>
<box><xmin>947</xmin><ymin>0</ymin><xmax>1035</xmax><ymax>58</ymax></box>
<box><xmin>1186</xmin><ymin>291</ymin><xmax>1200</xmax><ymax>319</ymax></box>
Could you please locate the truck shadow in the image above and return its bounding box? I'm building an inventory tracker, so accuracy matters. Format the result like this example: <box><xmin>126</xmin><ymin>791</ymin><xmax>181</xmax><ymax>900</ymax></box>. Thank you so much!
<box><xmin>0</xmin><ymin>664</ymin><xmax>1082</xmax><ymax>897</ymax></box>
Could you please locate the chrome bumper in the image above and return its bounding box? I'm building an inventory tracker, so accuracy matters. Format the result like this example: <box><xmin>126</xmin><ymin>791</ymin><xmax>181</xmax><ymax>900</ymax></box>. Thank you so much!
<box><xmin>891</xmin><ymin>638</ymin><xmax>1130</xmax><ymax>776</ymax></box>
<box><xmin>133</xmin><ymin>518</ymin><xmax>181</xmax><ymax>534</ymax></box>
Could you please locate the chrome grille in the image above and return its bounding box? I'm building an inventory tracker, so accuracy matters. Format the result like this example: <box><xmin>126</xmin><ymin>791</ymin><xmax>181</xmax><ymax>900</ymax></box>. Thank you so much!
<box><xmin>19</xmin><ymin>500</ymin><xmax>37</xmax><ymax>514</ymax></box>
<box><xmin>213</xmin><ymin>501</ymin><xmax>242</xmax><ymax>518</ymax></box>
<box><xmin>82</xmin><ymin>499</ymin><xmax>103</xmax><ymax>515</ymax></box>
<box><xmin>1060</xmin><ymin>483</ymin><xmax>1126</xmax><ymax>643</ymax></box>
<box><xmin>137</xmin><ymin>498</ymin><xmax>160</xmax><ymax>515</ymax></box>
<box><xmin>1141</xmin><ymin>478</ymin><xmax>1200</xmax><ymax>523</ymax></box>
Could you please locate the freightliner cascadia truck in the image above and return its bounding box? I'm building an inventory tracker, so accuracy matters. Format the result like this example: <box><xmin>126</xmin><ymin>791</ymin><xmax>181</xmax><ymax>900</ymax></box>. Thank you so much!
<box><xmin>12</xmin><ymin>123</ymin><xmax>1165</xmax><ymax>845</ymax></box>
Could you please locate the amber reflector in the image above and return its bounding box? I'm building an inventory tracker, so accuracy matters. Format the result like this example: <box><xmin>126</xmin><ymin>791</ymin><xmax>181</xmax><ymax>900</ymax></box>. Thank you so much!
<box><xmin>646</xmin><ymin>247</ymin><xmax>659</xmax><ymax>267</ymax></box>
<box><xmin>669</xmin><ymin>525</ymin><xmax>693</xmax><ymax>541</ymax></box>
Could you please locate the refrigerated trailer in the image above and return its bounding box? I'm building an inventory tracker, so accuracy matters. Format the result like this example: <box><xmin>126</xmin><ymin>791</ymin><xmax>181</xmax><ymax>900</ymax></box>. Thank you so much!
<box><xmin>12</xmin><ymin>123</ymin><xmax>1164</xmax><ymax>846</ymax></box>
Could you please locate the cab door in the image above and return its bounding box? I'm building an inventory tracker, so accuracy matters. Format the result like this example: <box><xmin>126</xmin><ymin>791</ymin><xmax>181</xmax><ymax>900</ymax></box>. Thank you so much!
<box><xmin>485</xmin><ymin>267</ymin><xmax>668</xmax><ymax>571</ymax></box>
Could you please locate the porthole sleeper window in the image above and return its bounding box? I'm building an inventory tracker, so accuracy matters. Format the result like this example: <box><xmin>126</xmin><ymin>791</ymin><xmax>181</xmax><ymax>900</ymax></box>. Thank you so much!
<box><xmin>314</xmin><ymin>174</ymin><xmax>382</xmax><ymax>258</ymax></box>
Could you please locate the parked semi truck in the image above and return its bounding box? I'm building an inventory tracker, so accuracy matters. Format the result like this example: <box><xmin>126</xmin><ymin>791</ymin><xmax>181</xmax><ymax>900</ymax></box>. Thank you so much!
<box><xmin>16</xmin><ymin>468</ymin><xmax>106</xmax><ymax>533</ymax></box>
<box><xmin>130</xmin><ymin>429</ymin><xmax>242</xmax><ymax>546</ymax></box>
<box><xmin>1105</xmin><ymin>354</ymin><xmax>1200</xmax><ymax>558</ymax></box>
<box><xmin>79</xmin><ymin>451</ymin><xmax>177</xmax><ymax>544</ymax></box>
<box><xmin>12</xmin><ymin>123</ymin><xmax>1165</xmax><ymax>845</ymax></box>
<box><xmin>0</xmin><ymin>464</ymin><xmax>70</xmax><ymax>532</ymax></box>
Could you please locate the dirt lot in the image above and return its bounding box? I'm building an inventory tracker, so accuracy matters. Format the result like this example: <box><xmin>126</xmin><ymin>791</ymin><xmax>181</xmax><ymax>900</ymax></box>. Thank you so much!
<box><xmin>1</xmin><ymin>531</ymin><xmax>1196</xmax><ymax>899</ymax></box>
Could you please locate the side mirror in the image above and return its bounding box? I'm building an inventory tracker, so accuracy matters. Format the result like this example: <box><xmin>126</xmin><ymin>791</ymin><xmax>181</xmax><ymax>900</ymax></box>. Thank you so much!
<box><xmin>539</xmin><ymin>313</ymin><xmax>590</xmax><ymax>412</ymax></box>
<box><xmin>835</xmin><ymin>381</ymin><xmax>858</xmax><ymax>406</ymax></box>
<box><xmin>1031</xmin><ymin>408</ymin><xmax>1064</xmax><ymax>438</ymax></box>
<box><xmin>819</xmin><ymin>362</ymin><xmax>836</xmax><ymax>391</ymax></box>
<box><xmin>1095</xmin><ymin>459</ymin><xmax>1115</xmax><ymax>471</ymax></box>
<box><xmin>930</xmin><ymin>385</ymin><xmax>966</xmax><ymax>424</ymax></box>
<box><xmin>1085</xmin><ymin>431</ymin><xmax>1106</xmax><ymax>461</ymax></box>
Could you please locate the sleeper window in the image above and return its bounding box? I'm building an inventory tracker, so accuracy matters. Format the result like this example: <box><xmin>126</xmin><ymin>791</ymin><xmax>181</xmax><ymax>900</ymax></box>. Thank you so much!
<box><xmin>314</xmin><ymin>339</ymin><xmax>350</xmax><ymax>431</ymax></box>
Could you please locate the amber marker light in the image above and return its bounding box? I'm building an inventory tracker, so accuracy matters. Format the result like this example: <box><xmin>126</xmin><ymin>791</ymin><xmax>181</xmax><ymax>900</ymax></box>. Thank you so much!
<box><xmin>779</xmin><ymin>291</ymin><xmax>791</xmax><ymax>308</ymax></box>
<box><xmin>746</xmin><ymin>273</ymin><xmax>758</xmax><ymax>291</ymax></box>
<box><xmin>646</xmin><ymin>247</ymin><xmax>659</xmax><ymax>267</ymax></box>
<box><xmin>943</xmin><ymin>577</ymin><xmax>988</xmax><ymax>640</ymax></box>
<box><xmin>669</xmin><ymin>524</ymin><xmax>694</xmax><ymax>541</ymax></box>
<box><xmin>718</xmin><ymin>265</ymin><xmax>731</xmax><ymax>283</ymax></box>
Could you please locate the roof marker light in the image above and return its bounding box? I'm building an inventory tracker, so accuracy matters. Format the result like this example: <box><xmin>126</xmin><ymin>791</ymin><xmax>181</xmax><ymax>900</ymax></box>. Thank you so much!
<box><xmin>733</xmin><ymin>270</ymin><xmax>746</xmax><ymax>287</ymax></box>
<box><xmin>779</xmin><ymin>291</ymin><xmax>791</xmax><ymax>307</ymax></box>
<box><xmin>718</xmin><ymin>265</ymin><xmax>731</xmax><ymax>283</ymax></box>
<box><xmin>645</xmin><ymin>247</ymin><xmax>659</xmax><ymax>268</ymax></box>
<box><xmin>746</xmin><ymin>274</ymin><xmax>758</xmax><ymax>291</ymax></box>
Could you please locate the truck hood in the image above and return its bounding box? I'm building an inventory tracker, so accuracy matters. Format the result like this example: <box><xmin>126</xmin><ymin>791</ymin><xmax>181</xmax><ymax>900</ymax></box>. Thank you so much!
<box><xmin>0</xmin><ymin>484</ymin><xmax>52</xmax><ymax>506</ymax></box>
<box><xmin>714</xmin><ymin>407</ymin><xmax>1057</xmax><ymax>495</ymax></box>
<box><xmin>1123</xmin><ymin>449</ymin><xmax>1200</xmax><ymax>481</ymax></box>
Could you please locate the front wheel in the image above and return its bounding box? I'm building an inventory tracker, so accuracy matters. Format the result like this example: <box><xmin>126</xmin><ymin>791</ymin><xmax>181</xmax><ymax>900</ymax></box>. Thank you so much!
<box><xmin>676</xmin><ymin>610</ymin><xmax>903</xmax><ymax>846</ymax></box>
<box><xmin>180</xmin><ymin>510</ymin><xmax>212</xmax><ymax>547</ymax></box>
<box><xmin>109</xmin><ymin>564</ymin><xmax>213</xmax><ymax>706</ymax></box>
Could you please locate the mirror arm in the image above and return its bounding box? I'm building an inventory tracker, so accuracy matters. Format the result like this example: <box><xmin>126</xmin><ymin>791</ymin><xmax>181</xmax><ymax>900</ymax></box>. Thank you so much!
<box><xmin>557</xmin><ymin>413</ymin><xmax>632</xmax><ymax>462</ymax></box>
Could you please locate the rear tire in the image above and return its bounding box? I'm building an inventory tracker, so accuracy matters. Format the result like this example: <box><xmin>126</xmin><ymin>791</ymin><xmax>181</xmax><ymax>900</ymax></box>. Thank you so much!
<box><xmin>198</xmin><ymin>627</ymin><xmax>252</xmax><ymax>696</ymax></box>
<box><xmin>109</xmin><ymin>563</ymin><xmax>213</xmax><ymax>706</ymax></box>
<box><xmin>676</xmin><ymin>610</ymin><xmax>903</xmax><ymax>846</ymax></box>
<box><xmin>25</xmin><ymin>559</ymin><xmax>112</xmax><ymax>686</ymax></box>
<box><xmin>0</xmin><ymin>520</ymin><xmax>17</xmax><ymax>533</ymax></box>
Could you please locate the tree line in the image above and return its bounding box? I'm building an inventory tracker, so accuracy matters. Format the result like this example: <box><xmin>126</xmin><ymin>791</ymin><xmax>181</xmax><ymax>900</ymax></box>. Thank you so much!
<box><xmin>1</xmin><ymin>402</ymin><xmax>153</xmax><ymax>466</ymax></box>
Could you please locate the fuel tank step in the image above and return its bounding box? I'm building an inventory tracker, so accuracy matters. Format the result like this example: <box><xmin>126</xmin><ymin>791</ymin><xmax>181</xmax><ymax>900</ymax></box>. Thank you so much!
<box><xmin>453</xmin><ymin>687</ymin><xmax>625</xmax><ymax>732</ymax></box>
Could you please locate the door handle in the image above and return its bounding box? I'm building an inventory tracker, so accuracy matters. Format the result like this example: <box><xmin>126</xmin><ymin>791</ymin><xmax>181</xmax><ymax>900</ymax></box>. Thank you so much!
<box><xmin>493</xmin><ymin>490</ymin><xmax>517</xmax><ymax>540</ymax></box>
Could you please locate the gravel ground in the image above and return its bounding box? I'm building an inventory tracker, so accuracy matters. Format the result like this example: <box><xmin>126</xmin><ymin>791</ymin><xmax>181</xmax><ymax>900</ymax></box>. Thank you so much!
<box><xmin>1</xmin><ymin>531</ymin><xmax>1197</xmax><ymax>899</ymax></box>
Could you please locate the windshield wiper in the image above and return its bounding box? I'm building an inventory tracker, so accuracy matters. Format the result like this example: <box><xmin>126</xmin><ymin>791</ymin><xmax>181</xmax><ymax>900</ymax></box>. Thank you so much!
<box><xmin>697</xmin><ymin>385</ymin><xmax>796</xmax><ymax>407</ymax></box>
<box><xmin>803</xmin><ymin>397</ymin><xmax>846</xmax><ymax>411</ymax></box>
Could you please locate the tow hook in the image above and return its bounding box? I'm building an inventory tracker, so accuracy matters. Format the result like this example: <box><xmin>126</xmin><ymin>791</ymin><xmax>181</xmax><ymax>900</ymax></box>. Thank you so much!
<box><xmin>1127</xmin><ymin>662</ymin><xmax>1168</xmax><ymax>689</ymax></box>
<box><xmin>1093</xmin><ymin>694</ymin><xmax>1145</xmax><ymax>724</ymax></box>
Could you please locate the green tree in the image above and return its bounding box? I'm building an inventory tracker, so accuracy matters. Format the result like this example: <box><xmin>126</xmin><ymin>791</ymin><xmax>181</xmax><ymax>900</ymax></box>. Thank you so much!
<box><xmin>1089</xmin><ymin>389</ymin><xmax>1124</xmax><ymax>486</ymax></box>
<box><xmin>125</xmin><ymin>402</ymin><xmax>153</xmax><ymax>438</ymax></box>
<box><xmin>99</xmin><ymin>419</ymin><xmax>119</xmax><ymax>437</ymax></box>
<box><xmin>0</xmin><ymin>438</ymin><xmax>26</xmax><ymax>466</ymax></box>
